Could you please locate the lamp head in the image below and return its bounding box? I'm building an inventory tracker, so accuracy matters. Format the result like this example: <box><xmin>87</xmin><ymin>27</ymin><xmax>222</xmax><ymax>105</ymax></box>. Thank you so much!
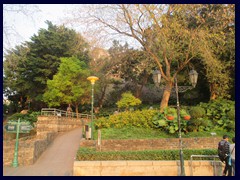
<box><xmin>189</xmin><ymin>70</ymin><xmax>198</xmax><ymax>88</ymax></box>
<box><xmin>87</xmin><ymin>76</ymin><xmax>99</xmax><ymax>85</ymax></box>
<box><xmin>152</xmin><ymin>70</ymin><xmax>161</xmax><ymax>86</ymax></box>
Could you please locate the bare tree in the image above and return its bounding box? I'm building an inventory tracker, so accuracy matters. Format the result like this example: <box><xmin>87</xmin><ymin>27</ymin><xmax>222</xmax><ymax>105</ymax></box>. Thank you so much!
<box><xmin>3</xmin><ymin>4</ymin><xmax>41</xmax><ymax>52</ymax></box>
<box><xmin>63</xmin><ymin>4</ymin><xmax>235</xmax><ymax>110</ymax></box>
<box><xmin>68</xmin><ymin>4</ymin><xmax>220</xmax><ymax>110</ymax></box>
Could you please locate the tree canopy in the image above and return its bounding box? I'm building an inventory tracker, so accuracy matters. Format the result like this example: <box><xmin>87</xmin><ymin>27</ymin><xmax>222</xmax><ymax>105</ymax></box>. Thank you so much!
<box><xmin>73</xmin><ymin>4</ymin><xmax>235</xmax><ymax>110</ymax></box>
<box><xmin>3</xmin><ymin>21</ymin><xmax>91</xmax><ymax>110</ymax></box>
<box><xmin>43</xmin><ymin>56</ymin><xmax>90</xmax><ymax>114</ymax></box>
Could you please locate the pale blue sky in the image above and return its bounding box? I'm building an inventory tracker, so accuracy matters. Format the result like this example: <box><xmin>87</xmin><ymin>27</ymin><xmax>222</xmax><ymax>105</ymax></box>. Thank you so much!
<box><xmin>3</xmin><ymin>4</ymin><xmax>140</xmax><ymax>52</ymax></box>
<box><xmin>3</xmin><ymin>4</ymin><xmax>76</xmax><ymax>51</ymax></box>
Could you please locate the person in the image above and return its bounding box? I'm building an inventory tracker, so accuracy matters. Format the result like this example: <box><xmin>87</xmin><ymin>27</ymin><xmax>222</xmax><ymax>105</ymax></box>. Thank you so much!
<box><xmin>114</xmin><ymin>110</ymin><xmax>119</xmax><ymax>115</ymax></box>
<box><xmin>230</xmin><ymin>137</ymin><xmax>235</xmax><ymax>176</ymax></box>
<box><xmin>219</xmin><ymin>135</ymin><xmax>232</xmax><ymax>176</ymax></box>
<box><xmin>67</xmin><ymin>104</ymin><xmax>72</xmax><ymax>117</ymax></box>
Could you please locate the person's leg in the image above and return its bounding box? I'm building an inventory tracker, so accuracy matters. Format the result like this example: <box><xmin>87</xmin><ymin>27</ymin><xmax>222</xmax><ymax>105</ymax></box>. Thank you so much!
<box><xmin>227</xmin><ymin>164</ymin><xmax>232</xmax><ymax>176</ymax></box>
<box><xmin>226</xmin><ymin>158</ymin><xmax>232</xmax><ymax>176</ymax></box>
<box><xmin>223</xmin><ymin>159</ymin><xmax>228</xmax><ymax>176</ymax></box>
<box><xmin>232</xmin><ymin>159</ymin><xmax>235</xmax><ymax>176</ymax></box>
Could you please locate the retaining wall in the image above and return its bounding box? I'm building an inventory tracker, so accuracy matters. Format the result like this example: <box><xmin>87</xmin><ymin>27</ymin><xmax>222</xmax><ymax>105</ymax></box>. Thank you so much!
<box><xmin>73</xmin><ymin>160</ymin><xmax>224</xmax><ymax>176</ymax></box>
<box><xmin>37</xmin><ymin>116</ymin><xmax>88</xmax><ymax>136</ymax></box>
<box><xmin>3</xmin><ymin>115</ymin><xmax>89</xmax><ymax>167</ymax></box>
<box><xmin>3</xmin><ymin>132</ymin><xmax>57</xmax><ymax>166</ymax></box>
<box><xmin>80</xmin><ymin>137</ymin><xmax>221</xmax><ymax>151</ymax></box>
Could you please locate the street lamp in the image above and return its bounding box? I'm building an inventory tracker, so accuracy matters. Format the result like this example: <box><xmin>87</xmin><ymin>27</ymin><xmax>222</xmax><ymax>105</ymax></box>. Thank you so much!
<box><xmin>87</xmin><ymin>76</ymin><xmax>99</xmax><ymax>140</ymax></box>
<box><xmin>152</xmin><ymin>69</ymin><xmax>198</xmax><ymax>176</ymax></box>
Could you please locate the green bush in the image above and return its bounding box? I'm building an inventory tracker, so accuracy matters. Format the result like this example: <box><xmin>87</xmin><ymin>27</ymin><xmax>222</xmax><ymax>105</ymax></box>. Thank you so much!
<box><xmin>189</xmin><ymin>106</ymin><xmax>205</xmax><ymax>119</ymax></box>
<box><xmin>199</xmin><ymin>99</ymin><xmax>235</xmax><ymax>131</ymax></box>
<box><xmin>152</xmin><ymin>109</ymin><xmax>189</xmax><ymax>134</ymax></box>
<box><xmin>227</xmin><ymin>109</ymin><xmax>235</xmax><ymax>120</ymax></box>
<box><xmin>166</xmin><ymin>107</ymin><xmax>177</xmax><ymax>116</ymax></box>
<box><xmin>76</xmin><ymin>147</ymin><xmax>217</xmax><ymax>161</ymax></box>
<box><xmin>180</xmin><ymin>109</ymin><xmax>190</xmax><ymax>117</ymax></box>
<box><xmin>95</xmin><ymin>109</ymin><xmax>157</xmax><ymax>129</ymax></box>
<box><xmin>116</xmin><ymin>92</ymin><xmax>142</xmax><ymax>111</ymax></box>
<box><xmin>8</xmin><ymin>111</ymin><xmax>40</xmax><ymax>126</ymax></box>
<box><xmin>97</xmin><ymin>107</ymin><xmax>116</xmax><ymax>117</ymax></box>
<box><xmin>187</xmin><ymin>118</ymin><xmax>213</xmax><ymax>132</ymax></box>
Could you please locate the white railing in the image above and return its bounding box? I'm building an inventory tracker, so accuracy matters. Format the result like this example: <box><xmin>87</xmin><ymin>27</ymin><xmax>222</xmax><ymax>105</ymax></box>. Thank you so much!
<box><xmin>190</xmin><ymin>155</ymin><xmax>221</xmax><ymax>176</ymax></box>
<box><xmin>41</xmin><ymin>108</ymin><xmax>92</xmax><ymax>119</ymax></box>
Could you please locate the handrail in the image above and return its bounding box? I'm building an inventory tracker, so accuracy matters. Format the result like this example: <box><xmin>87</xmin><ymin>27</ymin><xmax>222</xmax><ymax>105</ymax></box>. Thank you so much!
<box><xmin>190</xmin><ymin>155</ymin><xmax>220</xmax><ymax>176</ymax></box>
<box><xmin>41</xmin><ymin>108</ymin><xmax>92</xmax><ymax>119</ymax></box>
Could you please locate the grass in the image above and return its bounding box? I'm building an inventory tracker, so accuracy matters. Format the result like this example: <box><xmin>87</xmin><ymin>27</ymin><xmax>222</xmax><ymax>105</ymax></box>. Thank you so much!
<box><xmin>93</xmin><ymin>126</ymin><xmax>235</xmax><ymax>140</ymax></box>
<box><xmin>95</xmin><ymin>126</ymin><xmax>177</xmax><ymax>139</ymax></box>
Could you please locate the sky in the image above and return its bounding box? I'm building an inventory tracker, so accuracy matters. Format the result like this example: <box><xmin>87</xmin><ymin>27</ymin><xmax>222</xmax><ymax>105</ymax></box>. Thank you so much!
<box><xmin>3</xmin><ymin>4</ymin><xmax>140</xmax><ymax>53</ymax></box>
<box><xmin>3</xmin><ymin>4</ymin><xmax>76</xmax><ymax>51</ymax></box>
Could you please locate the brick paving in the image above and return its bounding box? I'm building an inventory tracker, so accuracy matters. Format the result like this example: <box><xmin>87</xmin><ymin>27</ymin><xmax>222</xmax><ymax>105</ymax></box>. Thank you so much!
<box><xmin>3</xmin><ymin>127</ymin><xmax>83</xmax><ymax>176</ymax></box>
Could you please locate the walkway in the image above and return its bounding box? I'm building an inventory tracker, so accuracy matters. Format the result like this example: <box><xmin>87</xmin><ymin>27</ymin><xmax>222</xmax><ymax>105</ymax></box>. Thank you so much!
<box><xmin>3</xmin><ymin>127</ymin><xmax>83</xmax><ymax>176</ymax></box>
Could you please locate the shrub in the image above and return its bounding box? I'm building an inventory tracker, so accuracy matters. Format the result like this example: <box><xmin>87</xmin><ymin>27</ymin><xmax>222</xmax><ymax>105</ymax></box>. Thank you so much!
<box><xmin>76</xmin><ymin>147</ymin><xmax>217</xmax><ymax>161</ymax></box>
<box><xmin>199</xmin><ymin>99</ymin><xmax>235</xmax><ymax>131</ymax></box>
<box><xmin>152</xmin><ymin>110</ymin><xmax>189</xmax><ymax>134</ymax></box>
<box><xmin>227</xmin><ymin>109</ymin><xmax>235</xmax><ymax>120</ymax></box>
<box><xmin>180</xmin><ymin>108</ymin><xmax>191</xmax><ymax>118</ymax></box>
<box><xmin>8</xmin><ymin>111</ymin><xmax>40</xmax><ymax>126</ymax></box>
<box><xmin>189</xmin><ymin>106</ymin><xmax>205</xmax><ymax>119</ymax></box>
<box><xmin>116</xmin><ymin>92</ymin><xmax>142</xmax><ymax>111</ymax></box>
<box><xmin>95</xmin><ymin>109</ymin><xmax>157</xmax><ymax>129</ymax></box>
<box><xmin>187</xmin><ymin>118</ymin><xmax>213</xmax><ymax>132</ymax></box>
<box><xmin>166</xmin><ymin>107</ymin><xmax>177</xmax><ymax>116</ymax></box>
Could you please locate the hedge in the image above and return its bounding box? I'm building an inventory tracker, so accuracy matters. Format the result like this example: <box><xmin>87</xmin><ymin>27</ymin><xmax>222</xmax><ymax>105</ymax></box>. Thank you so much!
<box><xmin>76</xmin><ymin>147</ymin><xmax>217</xmax><ymax>161</ymax></box>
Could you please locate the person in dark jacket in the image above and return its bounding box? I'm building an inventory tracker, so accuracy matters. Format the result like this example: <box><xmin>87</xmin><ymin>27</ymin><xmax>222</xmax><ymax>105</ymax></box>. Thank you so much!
<box><xmin>220</xmin><ymin>135</ymin><xmax>232</xmax><ymax>176</ymax></box>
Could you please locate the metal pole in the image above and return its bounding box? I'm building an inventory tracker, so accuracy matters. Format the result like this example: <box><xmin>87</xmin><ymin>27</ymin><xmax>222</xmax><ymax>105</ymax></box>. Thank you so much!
<box><xmin>91</xmin><ymin>83</ymin><xmax>94</xmax><ymax>140</ymax></box>
<box><xmin>12</xmin><ymin>118</ymin><xmax>20</xmax><ymax>168</ymax></box>
<box><xmin>175</xmin><ymin>77</ymin><xmax>185</xmax><ymax>176</ymax></box>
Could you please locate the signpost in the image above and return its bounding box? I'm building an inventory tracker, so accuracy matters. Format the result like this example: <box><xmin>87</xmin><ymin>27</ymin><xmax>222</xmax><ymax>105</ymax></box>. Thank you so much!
<box><xmin>4</xmin><ymin>118</ymin><xmax>33</xmax><ymax>167</ymax></box>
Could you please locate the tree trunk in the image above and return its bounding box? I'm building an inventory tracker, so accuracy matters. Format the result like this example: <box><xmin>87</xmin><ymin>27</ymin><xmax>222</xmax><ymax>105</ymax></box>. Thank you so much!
<box><xmin>75</xmin><ymin>105</ymin><xmax>79</xmax><ymax>118</ymax></box>
<box><xmin>160</xmin><ymin>81</ymin><xmax>173</xmax><ymax>111</ymax></box>
<box><xmin>97</xmin><ymin>85</ymin><xmax>107</xmax><ymax>108</ymax></box>
<box><xmin>135</xmin><ymin>74</ymin><xmax>149</xmax><ymax>98</ymax></box>
<box><xmin>210</xmin><ymin>83</ymin><xmax>217</xmax><ymax>100</ymax></box>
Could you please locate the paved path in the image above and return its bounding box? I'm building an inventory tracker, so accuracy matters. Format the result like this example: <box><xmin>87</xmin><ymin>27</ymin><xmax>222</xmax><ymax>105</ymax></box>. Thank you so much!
<box><xmin>3</xmin><ymin>127</ymin><xmax>83</xmax><ymax>176</ymax></box>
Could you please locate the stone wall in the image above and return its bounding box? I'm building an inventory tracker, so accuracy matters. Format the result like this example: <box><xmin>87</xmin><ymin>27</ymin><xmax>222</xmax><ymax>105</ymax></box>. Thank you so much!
<box><xmin>73</xmin><ymin>160</ymin><xmax>224</xmax><ymax>176</ymax></box>
<box><xmin>80</xmin><ymin>137</ymin><xmax>221</xmax><ymax>151</ymax></box>
<box><xmin>3</xmin><ymin>115</ymin><xmax>90</xmax><ymax>167</ymax></box>
<box><xmin>3</xmin><ymin>132</ymin><xmax>57</xmax><ymax>166</ymax></box>
<box><xmin>37</xmin><ymin>116</ymin><xmax>88</xmax><ymax>136</ymax></box>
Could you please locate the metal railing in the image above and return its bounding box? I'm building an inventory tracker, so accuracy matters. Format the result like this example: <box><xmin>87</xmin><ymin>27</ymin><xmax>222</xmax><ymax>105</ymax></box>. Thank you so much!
<box><xmin>41</xmin><ymin>108</ymin><xmax>92</xmax><ymax>119</ymax></box>
<box><xmin>190</xmin><ymin>155</ymin><xmax>221</xmax><ymax>176</ymax></box>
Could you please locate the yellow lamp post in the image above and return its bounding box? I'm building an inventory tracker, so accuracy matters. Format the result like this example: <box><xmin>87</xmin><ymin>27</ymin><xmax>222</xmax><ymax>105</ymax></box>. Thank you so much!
<box><xmin>87</xmin><ymin>76</ymin><xmax>99</xmax><ymax>140</ymax></box>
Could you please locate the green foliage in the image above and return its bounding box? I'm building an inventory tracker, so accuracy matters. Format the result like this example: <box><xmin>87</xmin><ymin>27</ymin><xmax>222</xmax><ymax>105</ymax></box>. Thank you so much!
<box><xmin>187</xmin><ymin>118</ymin><xmax>213</xmax><ymax>132</ymax></box>
<box><xmin>180</xmin><ymin>109</ymin><xmax>189</xmax><ymax>117</ymax></box>
<box><xmin>116</xmin><ymin>92</ymin><xmax>142</xmax><ymax>111</ymax></box>
<box><xmin>95</xmin><ymin>109</ymin><xmax>156</xmax><ymax>129</ymax></box>
<box><xmin>98</xmin><ymin>126</ymin><xmax>174</xmax><ymax>139</ymax></box>
<box><xmin>8</xmin><ymin>111</ymin><xmax>40</xmax><ymax>126</ymax></box>
<box><xmin>76</xmin><ymin>147</ymin><xmax>217</xmax><ymax>161</ymax></box>
<box><xmin>227</xmin><ymin>109</ymin><xmax>235</xmax><ymax>120</ymax></box>
<box><xmin>166</xmin><ymin>107</ymin><xmax>177</xmax><ymax>116</ymax></box>
<box><xmin>3</xmin><ymin>21</ymin><xmax>90</xmax><ymax>110</ymax></box>
<box><xmin>152</xmin><ymin>109</ymin><xmax>188</xmax><ymax>134</ymax></box>
<box><xmin>43</xmin><ymin>56</ymin><xmax>90</xmax><ymax>111</ymax></box>
<box><xmin>199</xmin><ymin>99</ymin><xmax>235</xmax><ymax>131</ymax></box>
<box><xmin>97</xmin><ymin>107</ymin><xmax>116</xmax><ymax>117</ymax></box>
<box><xmin>189</xmin><ymin>106</ymin><xmax>205</xmax><ymax>119</ymax></box>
